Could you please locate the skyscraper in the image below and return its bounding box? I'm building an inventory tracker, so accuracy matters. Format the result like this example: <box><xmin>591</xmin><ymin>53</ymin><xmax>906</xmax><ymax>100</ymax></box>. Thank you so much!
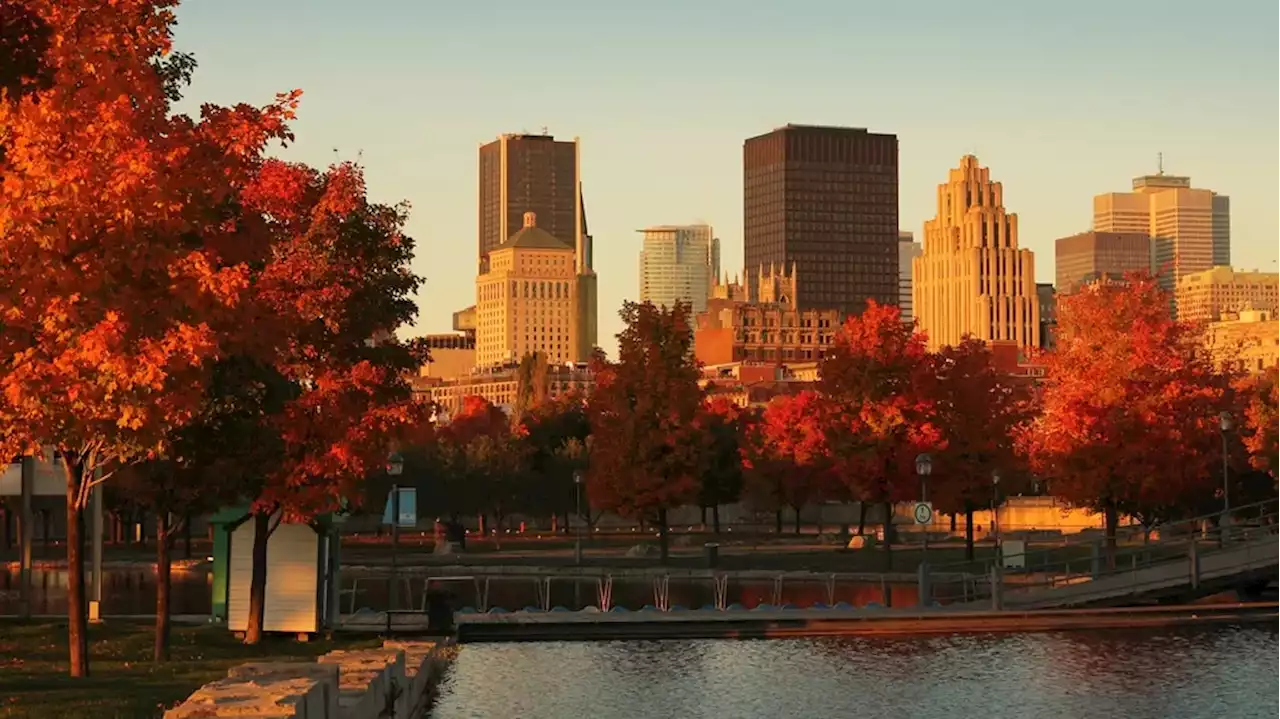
<box><xmin>898</xmin><ymin>231</ymin><xmax>921</xmax><ymax>322</ymax></box>
<box><xmin>638</xmin><ymin>224</ymin><xmax>719</xmax><ymax>315</ymax></box>
<box><xmin>478</xmin><ymin>133</ymin><xmax>584</xmax><ymax>274</ymax></box>
<box><xmin>475</xmin><ymin>132</ymin><xmax>596</xmax><ymax>357</ymax></box>
<box><xmin>913</xmin><ymin>155</ymin><xmax>1039</xmax><ymax>351</ymax></box>
<box><xmin>743</xmin><ymin>124</ymin><xmax>898</xmax><ymax>319</ymax></box>
<box><xmin>1093</xmin><ymin>166</ymin><xmax>1230</xmax><ymax>296</ymax></box>
<box><xmin>1054</xmin><ymin>230</ymin><xmax>1151</xmax><ymax>292</ymax></box>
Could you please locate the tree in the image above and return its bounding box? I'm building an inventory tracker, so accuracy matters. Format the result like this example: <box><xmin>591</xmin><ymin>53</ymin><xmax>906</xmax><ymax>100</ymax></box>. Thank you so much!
<box><xmin>0</xmin><ymin>0</ymin><xmax>298</xmax><ymax>675</ymax></box>
<box><xmin>520</xmin><ymin>395</ymin><xmax>590</xmax><ymax>528</ymax></box>
<box><xmin>238</xmin><ymin>160</ymin><xmax>426</xmax><ymax>644</ymax></box>
<box><xmin>819</xmin><ymin>301</ymin><xmax>938</xmax><ymax>567</ymax></box>
<box><xmin>742</xmin><ymin>392</ymin><xmax>838</xmax><ymax>534</ymax></box>
<box><xmin>1238</xmin><ymin>368</ymin><xmax>1278</xmax><ymax>477</ymax></box>
<box><xmin>587</xmin><ymin>301</ymin><xmax>703</xmax><ymax>563</ymax></box>
<box><xmin>1025</xmin><ymin>275</ymin><xmax>1232</xmax><ymax>564</ymax></box>
<box><xmin>115</xmin><ymin>356</ymin><xmax>292</xmax><ymax>660</ymax></box>
<box><xmin>693</xmin><ymin>398</ymin><xmax>746</xmax><ymax>533</ymax></box>
<box><xmin>927</xmin><ymin>338</ymin><xmax>1031</xmax><ymax>559</ymax></box>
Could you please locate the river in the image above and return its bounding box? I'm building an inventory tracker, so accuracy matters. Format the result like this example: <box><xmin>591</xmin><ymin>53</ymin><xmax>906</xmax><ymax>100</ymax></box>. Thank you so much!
<box><xmin>431</xmin><ymin>625</ymin><xmax>1278</xmax><ymax>719</ymax></box>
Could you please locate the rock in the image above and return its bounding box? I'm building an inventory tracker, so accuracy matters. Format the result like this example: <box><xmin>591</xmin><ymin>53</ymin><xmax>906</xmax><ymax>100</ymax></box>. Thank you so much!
<box><xmin>226</xmin><ymin>662</ymin><xmax>339</xmax><ymax>719</ymax></box>
<box><xmin>163</xmin><ymin>675</ymin><xmax>321</xmax><ymax>718</ymax></box>
<box><xmin>625</xmin><ymin>543</ymin><xmax>659</xmax><ymax>558</ymax></box>
<box><xmin>318</xmin><ymin>648</ymin><xmax>406</xmax><ymax>719</ymax></box>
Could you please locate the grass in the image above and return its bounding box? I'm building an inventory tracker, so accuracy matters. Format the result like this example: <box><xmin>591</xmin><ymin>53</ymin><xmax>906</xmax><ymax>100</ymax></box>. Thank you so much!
<box><xmin>0</xmin><ymin>620</ymin><xmax>379</xmax><ymax>719</ymax></box>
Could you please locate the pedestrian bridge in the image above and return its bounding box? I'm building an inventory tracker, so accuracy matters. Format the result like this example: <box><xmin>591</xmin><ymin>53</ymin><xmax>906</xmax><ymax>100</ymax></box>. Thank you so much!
<box><xmin>940</xmin><ymin>499</ymin><xmax>1279</xmax><ymax>611</ymax></box>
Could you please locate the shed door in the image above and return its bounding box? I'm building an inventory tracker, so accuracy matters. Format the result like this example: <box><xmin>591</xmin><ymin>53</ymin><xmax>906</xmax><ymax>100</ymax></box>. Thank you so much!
<box><xmin>227</xmin><ymin>520</ymin><xmax>320</xmax><ymax>633</ymax></box>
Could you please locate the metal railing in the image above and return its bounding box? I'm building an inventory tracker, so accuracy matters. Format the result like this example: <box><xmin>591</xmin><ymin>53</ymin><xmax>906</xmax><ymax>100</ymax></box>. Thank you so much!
<box><xmin>927</xmin><ymin>498</ymin><xmax>1279</xmax><ymax>609</ymax></box>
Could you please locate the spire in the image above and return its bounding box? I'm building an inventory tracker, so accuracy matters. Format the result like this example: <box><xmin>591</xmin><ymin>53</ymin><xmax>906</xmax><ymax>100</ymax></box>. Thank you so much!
<box><xmin>523</xmin><ymin>211</ymin><xmax>537</xmax><ymax>228</ymax></box>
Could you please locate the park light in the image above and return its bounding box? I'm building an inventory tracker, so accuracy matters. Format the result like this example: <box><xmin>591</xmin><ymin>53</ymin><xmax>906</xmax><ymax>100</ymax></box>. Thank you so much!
<box><xmin>1219</xmin><ymin>411</ymin><xmax>1234</xmax><ymax>432</ymax></box>
<box><xmin>915</xmin><ymin>453</ymin><xmax>932</xmax><ymax>477</ymax></box>
<box><xmin>992</xmin><ymin>468</ymin><xmax>1002</xmax><ymax>486</ymax></box>
<box><xmin>386</xmin><ymin>451</ymin><xmax>405</xmax><ymax>477</ymax></box>
<box><xmin>574</xmin><ymin>470</ymin><xmax>583</xmax><ymax>485</ymax></box>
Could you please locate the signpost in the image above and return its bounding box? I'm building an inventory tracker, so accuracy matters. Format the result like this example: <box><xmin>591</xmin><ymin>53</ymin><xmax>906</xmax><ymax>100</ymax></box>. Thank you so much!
<box><xmin>381</xmin><ymin>487</ymin><xmax>417</xmax><ymax>527</ymax></box>
<box><xmin>912</xmin><ymin>501</ymin><xmax>933</xmax><ymax>526</ymax></box>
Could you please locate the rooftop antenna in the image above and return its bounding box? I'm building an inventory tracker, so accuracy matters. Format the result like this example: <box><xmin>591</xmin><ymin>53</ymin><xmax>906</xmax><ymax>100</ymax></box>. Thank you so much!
<box><xmin>1157</xmin><ymin>152</ymin><xmax>1164</xmax><ymax>175</ymax></box>
<box><xmin>541</xmin><ymin>126</ymin><xmax>548</xmax><ymax>136</ymax></box>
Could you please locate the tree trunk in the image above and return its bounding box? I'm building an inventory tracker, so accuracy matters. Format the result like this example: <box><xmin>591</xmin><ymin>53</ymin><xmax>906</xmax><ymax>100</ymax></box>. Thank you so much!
<box><xmin>882</xmin><ymin>500</ymin><xmax>894</xmax><ymax>571</ymax></box>
<box><xmin>792</xmin><ymin>506</ymin><xmax>802</xmax><ymax>535</ymax></box>
<box><xmin>244</xmin><ymin>511</ymin><xmax>271</xmax><ymax>645</ymax></box>
<box><xmin>712</xmin><ymin>505</ymin><xmax>721</xmax><ymax>534</ymax></box>
<box><xmin>774</xmin><ymin>509</ymin><xmax>783</xmax><ymax>534</ymax></box>
<box><xmin>950</xmin><ymin>513</ymin><xmax>957</xmax><ymax>532</ymax></box>
<box><xmin>657</xmin><ymin>509</ymin><xmax>669</xmax><ymax>565</ymax></box>
<box><xmin>477</xmin><ymin>513</ymin><xmax>486</xmax><ymax>537</ymax></box>
<box><xmin>1103</xmin><ymin>501</ymin><xmax>1118</xmax><ymax>570</ymax></box>
<box><xmin>855</xmin><ymin>503</ymin><xmax>866</xmax><ymax>536</ymax></box>
<box><xmin>64</xmin><ymin>460</ymin><xmax>89</xmax><ymax>678</ymax></box>
<box><xmin>964</xmin><ymin>503</ymin><xmax>975</xmax><ymax>561</ymax></box>
<box><xmin>154</xmin><ymin>513</ymin><xmax>172</xmax><ymax>662</ymax></box>
<box><xmin>700</xmin><ymin>505</ymin><xmax>707</xmax><ymax>528</ymax></box>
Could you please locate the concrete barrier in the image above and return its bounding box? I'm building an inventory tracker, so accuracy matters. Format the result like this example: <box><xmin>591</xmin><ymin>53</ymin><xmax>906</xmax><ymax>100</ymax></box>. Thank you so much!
<box><xmin>163</xmin><ymin>641</ymin><xmax>456</xmax><ymax>719</ymax></box>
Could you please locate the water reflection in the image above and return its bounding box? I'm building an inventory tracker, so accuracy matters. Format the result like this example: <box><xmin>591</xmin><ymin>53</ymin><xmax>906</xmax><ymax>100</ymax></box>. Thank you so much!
<box><xmin>0</xmin><ymin>568</ymin><xmax>211</xmax><ymax>615</ymax></box>
<box><xmin>432</xmin><ymin>626</ymin><xmax>1279</xmax><ymax>719</ymax></box>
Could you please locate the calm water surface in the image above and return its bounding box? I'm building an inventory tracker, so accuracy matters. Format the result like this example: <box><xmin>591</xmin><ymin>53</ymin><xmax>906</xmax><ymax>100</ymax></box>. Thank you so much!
<box><xmin>432</xmin><ymin>626</ymin><xmax>1278</xmax><ymax>719</ymax></box>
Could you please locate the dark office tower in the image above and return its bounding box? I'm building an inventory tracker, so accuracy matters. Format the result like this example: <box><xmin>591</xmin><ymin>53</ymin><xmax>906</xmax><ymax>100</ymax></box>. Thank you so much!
<box><xmin>478</xmin><ymin>133</ymin><xmax>582</xmax><ymax>274</ymax></box>
<box><xmin>743</xmin><ymin>124</ymin><xmax>898</xmax><ymax>319</ymax></box>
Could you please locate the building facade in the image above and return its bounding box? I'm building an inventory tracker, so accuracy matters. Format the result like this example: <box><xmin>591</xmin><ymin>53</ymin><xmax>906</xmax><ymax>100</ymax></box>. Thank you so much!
<box><xmin>478</xmin><ymin>133</ymin><xmax>583</xmax><ymax>272</ymax></box>
<box><xmin>743</xmin><ymin>124</ymin><xmax>898</xmax><ymax>318</ymax></box>
<box><xmin>1036</xmin><ymin>283</ymin><xmax>1057</xmax><ymax>350</ymax></box>
<box><xmin>913</xmin><ymin>155</ymin><xmax>1040</xmax><ymax>351</ymax></box>
<box><xmin>418</xmin><ymin>333</ymin><xmax>476</xmax><ymax>379</ymax></box>
<box><xmin>1204</xmin><ymin>310</ymin><xmax>1279</xmax><ymax>375</ymax></box>
<box><xmin>1093</xmin><ymin>168</ymin><xmax>1230</xmax><ymax>295</ymax></box>
<box><xmin>898</xmin><ymin>231</ymin><xmax>921</xmax><ymax>323</ymax></box>
<box><xmin>638</xmin><ymin>224</ymin><xmax>720</xmax><ymax>315</ymax></box>
<box><xmin>475</xmin><ymin>212</ymin><xmax>594</xmax><ymax>368</ymax></box>
<box><xmin>1054</xmin><ymin>230</ymin><xmax>1151</xmax><ymax>293</ymax></box>
<box><xmin>694</xmin><ymin>266</ymin><xmax>841</xmax><ymax>365</ymax></box>
<box><xmin>414</xmin><ymin>363</ymin><xmax>595</xmax><ymax>419</ymax></box>
<box><xmin>1174</xmin><ymin>266</ymin><xmax>1279</xmax><ymax>324</ymax></box>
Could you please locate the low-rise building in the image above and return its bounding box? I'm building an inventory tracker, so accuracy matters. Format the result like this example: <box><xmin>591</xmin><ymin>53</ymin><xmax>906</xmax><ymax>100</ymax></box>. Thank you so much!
<box><xmin>1204</xmin><ymin>310</ymin><xmax>1279</xmax><ymax>374</ymax></box>
<box><xmin>695</xmin><ymin>265</ymin><xmax>841</xmax><ymax>366</ymax></box>
<box><xmin>417</xmin><ymin>333</ymin><xmax>476</xmax><ymax>379</ymax></box>
<box><xmin>1175</xmin><ymin>266</ymin><xmax>1279</xmax><ymax>323</ymax></box>
<box><xmin>412</xmin><ymin>362</ymin><xmax>594</xmax><ymax>419</ymax></box>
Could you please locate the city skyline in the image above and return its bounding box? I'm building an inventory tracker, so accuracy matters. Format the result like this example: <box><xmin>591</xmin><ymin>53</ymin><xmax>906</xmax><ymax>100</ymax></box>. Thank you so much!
<box><xmin>169</xmin><ymin>0</ymin><xmax>1278</xmax><ymax>354</ymax></box>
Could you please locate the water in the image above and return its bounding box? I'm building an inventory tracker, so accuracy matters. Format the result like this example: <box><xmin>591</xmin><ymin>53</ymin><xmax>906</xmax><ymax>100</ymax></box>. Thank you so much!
<box><xmin>0</xmin><ymin>568</ymin><xmax>211</xmax><ymax>615</ymax></box>
<box><xmin>431</xmin><ymin>626</ymin><xmax>1279</xmax><ymax>719</ymax></box>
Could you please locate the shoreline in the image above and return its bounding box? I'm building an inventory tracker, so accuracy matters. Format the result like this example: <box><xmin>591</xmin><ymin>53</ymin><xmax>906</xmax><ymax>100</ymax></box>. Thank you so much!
<box><xmin>450</xmin><ymin>602</ymin><xmax>1279</xmax><ymax>643</ymax></box>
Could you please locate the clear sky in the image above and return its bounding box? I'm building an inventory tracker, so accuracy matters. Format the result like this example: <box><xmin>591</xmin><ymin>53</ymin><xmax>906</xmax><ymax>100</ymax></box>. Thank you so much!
<box><xmin>172</xmin><ymin>0</ymin><xmax>1279</xmax><ymax>354</ymax></box>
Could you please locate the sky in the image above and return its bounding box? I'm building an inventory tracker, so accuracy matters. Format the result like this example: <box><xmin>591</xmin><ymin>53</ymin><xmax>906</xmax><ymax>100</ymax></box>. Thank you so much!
<box><xmin>172</xmin><ymin>0</ymin><xmax>1279</xmax><ymax>355</ymax></box>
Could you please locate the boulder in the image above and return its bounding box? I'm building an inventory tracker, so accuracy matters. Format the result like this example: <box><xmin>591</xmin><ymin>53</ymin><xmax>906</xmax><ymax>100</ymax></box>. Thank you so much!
<box><xmin>318</xmin><ymin>648</ymin><xmax>406</xmax><ymax>719</ymax></box>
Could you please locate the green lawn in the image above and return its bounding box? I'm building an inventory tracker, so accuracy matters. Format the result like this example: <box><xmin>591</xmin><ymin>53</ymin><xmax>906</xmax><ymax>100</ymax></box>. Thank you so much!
<box><xmin>0</xmin><ymin>621</ymin><xmax>378</xmax><ymax>719</ymax></box>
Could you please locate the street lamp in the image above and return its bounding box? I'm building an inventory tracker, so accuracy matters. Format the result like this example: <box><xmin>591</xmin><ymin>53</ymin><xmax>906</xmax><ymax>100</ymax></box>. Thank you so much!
<box><xmin>386</xmin><ymin>450</ymin><xmax>405</xmax><ymax>635</ymax></box>
<box><xmin>915</xmin><ymin>453</ymin><xmax>932</xmax><ymax>542</ymax></box>
<box><xmin>991</xmin><ymin>469</ymin><xmax>1002</xmax><ymax>553</ymax></box>
<box><xmin>573</xmin><ymin>470</ymin><xmax>584</xmax><ymax>566</ymax></box>
<box><xmin>1219</xmin><ymin>412</ymin><xmax>1233</xmax><ymax>539</ymax></box>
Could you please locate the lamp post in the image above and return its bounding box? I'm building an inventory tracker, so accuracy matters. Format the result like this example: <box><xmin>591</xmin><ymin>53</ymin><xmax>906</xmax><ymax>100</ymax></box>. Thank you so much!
<box><xmin>573</xmin><ymin>470</ymin><xmax>584</xmax><ymax>566</ymax></box>
<box><xmin>1219</xmin><ymin>412</ymin><xmax>1233</xmax><ymax>541</ymax></box>
<box><xmin>991</xmin><ymin>469</ymin><xmax>1002</xmax><ymax>554</ymax></box>
<box><xmin>915</xmin><ymin>453</ymin><xmax>932</xmax><ymax>608</ymax></box>
<box><xmin>385</xmin><ymin>451</ymin><xmax>405</xmax><ymax>636</ymax></box>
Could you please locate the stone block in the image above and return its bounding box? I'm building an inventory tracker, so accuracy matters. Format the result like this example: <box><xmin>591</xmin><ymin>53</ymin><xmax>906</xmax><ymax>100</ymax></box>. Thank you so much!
<box><xmin>163</xmin><ymin>675</ymin><xmax>322</xmax><ymax>718</ymax></box>
<box><xmin>227</xmin><ymin>662</ymin><xmax>339</xmax><ymax>719</ymax></box>
<box><xmin>318</xmin><ymin>648</ymin><xmax>406</xmax><ymax>719</ymax></box>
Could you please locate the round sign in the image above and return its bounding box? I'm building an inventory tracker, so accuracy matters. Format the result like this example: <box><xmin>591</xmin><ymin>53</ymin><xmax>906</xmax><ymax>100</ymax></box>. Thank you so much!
<box><xmin>912</xmin><ymin>502</ymin><xmax>933</xmax><ymax>525</ymax></box>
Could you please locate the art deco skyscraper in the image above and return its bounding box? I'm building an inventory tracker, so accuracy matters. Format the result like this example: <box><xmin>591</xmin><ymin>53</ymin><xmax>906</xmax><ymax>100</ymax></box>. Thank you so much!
<box><xmin>478</xmin><ymin>133</ymin><xmax>583</xmax><ymax>274</ymax></box>
<box><xmin>743</xmin><ymin>124</ymin><xmax>898</xmax><ymax>318</ymax></box>
<box><xmin>913</xmin><ymin>155</ymin><xmax>1039</xmax><ymax>351</ymax></box>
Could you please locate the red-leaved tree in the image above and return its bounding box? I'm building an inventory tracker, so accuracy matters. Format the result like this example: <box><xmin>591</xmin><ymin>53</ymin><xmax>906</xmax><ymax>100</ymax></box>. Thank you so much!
<box><xmin>742</xmin><ymin>391</ymin><xmax>839</xmax><ymax>534</ymax></box>
<box><xmin>819</xmin><ymin>301</ymin><xmax>939</xmax><ymax>568</ymax></box>
<box><xmin>1024</xmin><ymin>274</ymin><xmax>1234</xmax><ymax>563</ymax></box>
<box><xmin>587</xmin><ymin>301</ymin><xmax>703</xmax><ymax>563</ymax></box>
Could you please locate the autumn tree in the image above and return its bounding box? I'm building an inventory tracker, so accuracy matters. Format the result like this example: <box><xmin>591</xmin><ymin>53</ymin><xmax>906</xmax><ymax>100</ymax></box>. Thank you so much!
<box><xmin>438</xmin><ymin>395</ymin><xmax>522</xmax><ymax>533</ymax></box>
<box><xmin>693</xmin><ymin>398</ymin><xmax>746</xmax><ymax>533</ymax></box>
<box><xmin>742</xmin><ymin>392</ymin><xmax>838</xmax><ymax>534</ymax></box>
<box><xmin>237</xmin><ymin>159</ymin><xmax>427</xmax><ymax>644</ymax></box>
<box><xmin>1238</xmin><ymin>367</ymin><xmax>1278</xmax><ymax>478</ymax></box>
<box><xmin>819</xmin><ymin>301</ymin><xmax>938</xmax><ymax>567</ymax></box>
<box><xmin>587</xmin><ymin>301</ymin><xmax>703</xmax><ymax>563</ymax></box>
<box><xmin>520</xmin><ymin>394</ymin><xmax>590</xmax><ymax>528</ymax></box>
<box><xmin>0</xmin><ymin>0</ymin><xmax>300</xmax><ymax>675</ymax></box>
<box><xmin>926</xmin><ymin>338</ymin><xmax>1030</xmax><ymax>559</ymax></box>
<box><xmin>115</xmin><ymin>357</ymin><xmax>292</xmax><ymax>660</ymax></box>
<box><xmin>1025</xmin><ymin>275</ymin><xmax>1233</xmax><ymax>563</ymax></box>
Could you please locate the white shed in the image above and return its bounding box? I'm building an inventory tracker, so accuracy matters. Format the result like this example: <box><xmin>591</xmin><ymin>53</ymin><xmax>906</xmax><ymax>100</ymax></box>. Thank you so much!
<box><xmin>224</xmin><ymin>516</ymin><xmax>338</xmax><ymax>635</ymax></box>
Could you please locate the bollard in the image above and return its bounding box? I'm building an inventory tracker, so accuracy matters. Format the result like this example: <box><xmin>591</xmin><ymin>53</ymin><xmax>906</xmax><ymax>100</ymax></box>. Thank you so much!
<box><xmin>989</xmin><ymin>564</ymin><xmax>1003</xmax><ymax>611</ymax></box>
<box><xmin>1090</xmin><ymin>539</ymin><xmax>1102</xmax><ymax>579</ymax></box>
<box><xmin>1188</xmin><ymin>539</ymin><xmax>1200</xmax><ymax>590</ymax></box>
<box><xmin>916</xmin><ymin>562</ymin><xmax>931</xmax><ymax>608</ymax></box>
<box><xmin>704</xmin><ymin>542</ymin><xmax>720</xmax><ymax>569</ymax></box>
